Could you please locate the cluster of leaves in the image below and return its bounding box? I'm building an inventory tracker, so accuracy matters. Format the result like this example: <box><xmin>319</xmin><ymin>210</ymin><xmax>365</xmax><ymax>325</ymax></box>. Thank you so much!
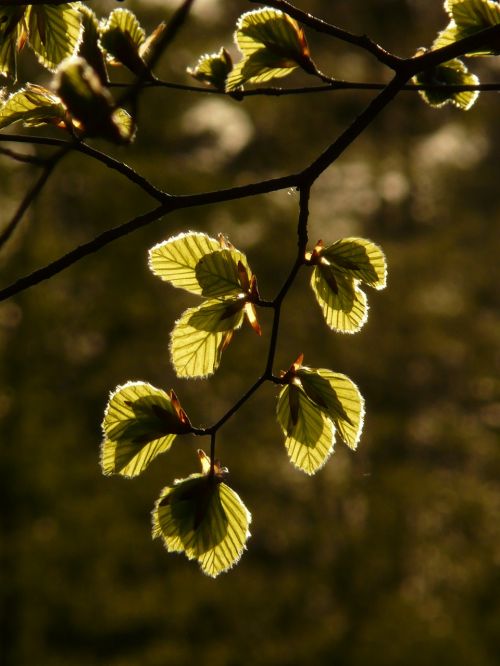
<box><xmin>101</xmin><ymin>232</ymin><xmax>386</xmax><ymax>574</ymax></box>
<box><xmin>413</xmin><ymin>0</ymin><xmax>500</xmax><ymax>109</ymax></box>
<box><xmin>0</xmin><ymin>4</ymin><xmax>164</xmax><ymax>142</ymax></box>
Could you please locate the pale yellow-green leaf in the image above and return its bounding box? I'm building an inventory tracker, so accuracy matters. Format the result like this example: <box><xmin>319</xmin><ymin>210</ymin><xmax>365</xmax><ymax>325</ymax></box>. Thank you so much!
<box><xmin>0</xmin><ymin>83</ymin><xmax>65</xmax><ymax>129</ymax></box>
<box><xmin>276</xmin><ymin>384</ymin><xmax>334</xmax><ymax>474</ymax></box>
<box><xmin>296</xmin><ymin>367</ymin><xmax>365</xmax><ymax>450</ymax></box>
<box><xmin>320</xmin><ymin>237</ymin><xmax>387</xmax><ymax>289</ymax></box>
<box><xmin>188</xmin><ymin>47</ymin><xmax>233</xmax><ymax>89</ymax></box>
<box><xmin>149</xmin><ymin>232</ymin><xmax>250</xmax><ymax>297</ymax></box>
<box><xmin>311</xmin><ymin>265</ymin><xmax>368</xmax><ymax>333</ymax></box>
<box><xmin>99</xmin><ymin>8</ymin><xmax>147</xmax><ymax>74</ymax></box>
<box><xmin>414</xmin><ymin>56</ymin><xmax>480</xmax><ymax>110</ymax></box>
<box><xmin>170</xmin><ymin>298</ymin><xmax>245</xmax><ymax>378</ymax></box>
<box><xmin>437</xmin><ymin>0</ymin><xmax>500</xmax><ymax>55</ymax></box>
<box><xmin>101</xmin><ymin>381</ymin><xmax>190</xmax><ymax>478</ymax></box>
<box><xmin>153</xmin><ymin>475</ymin><xmax>252</xmax><ymax>577</ymax></box>
<box><xmin>26</xmin><ymin>3</ymin><xmax>83</xmax><ymax>71</ymax></box>
<box><xmin>226</xmin><ymin>7</ymin><xmax>313</xmax><ymax>90</ymax></box>
<box><xmin>111</xmin><ymin>106</ymin><xmax>136</xmax><ymax>143</ymax></box>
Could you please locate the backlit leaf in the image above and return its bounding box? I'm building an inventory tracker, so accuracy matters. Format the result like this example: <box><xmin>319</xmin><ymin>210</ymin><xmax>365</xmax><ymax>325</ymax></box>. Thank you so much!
<box><xmin>296</xmin><ymin>367</ymin><xmax>365</xmax><ymax>450</ymax></box>
<box><xmin>276</xmin><ymin>383</ymin><xmax>334</xmax><ymax>474</ymax></box>
<box><xmin>149</xmin><ymin>232</ymin><xmax>251</xmax><ymax>298</ymax></box>
<box><xmin>188</xmin><ymin>47</ymin><xmax>233</xmax><ymax>89</ymax></box>
<box><xmin>414</xmin><ymin>56</ymin><xmax>480</xmax><ymax>109</ymax></box>
<box><xmin>0</xmin><ymin>83</ymin><xmax>65</xmax><ymax>130</ymax></box>
<box><xmin>101</xmin><ymin>381</ymin><xmax>191</xmax><ymax>478</ymax></box>
<box><xmin>311</xmin><ymin>265</ymin><xmax>368</xmax><ymax>333</ymax></box>
<box><xmin>226</xmin><ymin>7</ymin><xmax>315</xmax><ymax>91</ymax></box>
<box><xmin>436</xmin><ymin>0</ymin><xmax>500</xmax><ymax>55</ymax></box>
<box><xmin>320</xmin><ymin>238</ymin><xmax>387</xmax><ymax>289</ymax></box>
<box><xmin>310</xmin><ymin>237</ymin><xmax>387</xmax><ymax>333</ymax></box>
<box><xmin>99</xmin><ymin>8</ymin><xmax>148</xmax><ymax>76</ymax></box>
<box><xmin>26</xmin><ymin>3</ymin><xmax>83</xmax><ymax>71</ymax></box>
<box><xmin>153</xmin><ymin>461</ymin><xmax>251</xmax><ymax>577</ymax></box>
<box><xmin>171</xmin><ymin>298</ymin><xmax>245</xmax><ymax>378</ymax></box>
<box><xmin>54</xmin><ymin>56</ymin><xmax>134</xmax><ymax>143</ymax></box>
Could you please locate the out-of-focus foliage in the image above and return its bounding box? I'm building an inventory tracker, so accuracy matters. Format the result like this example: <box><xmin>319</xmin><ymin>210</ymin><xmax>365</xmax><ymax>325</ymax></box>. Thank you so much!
<box><xmin>1</xmin><ymin>0</ymin><xmax>500</xmax><ymax>664</ymax></box>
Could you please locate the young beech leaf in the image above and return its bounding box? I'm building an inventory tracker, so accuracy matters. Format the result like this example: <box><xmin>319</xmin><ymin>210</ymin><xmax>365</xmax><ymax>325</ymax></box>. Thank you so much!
<box><xmin>188</xmin><ymin>48</ymin><xmax>233</xmax><ymax>90</ymax></box>
<box><xmin>0</xmin><ymin>84</ymin><xmax>66</xmax><ymax>130</ymax></box>
<box><xmin>0</xmin><ymin>7</ymin><xmax>27</xmax><ymax>79</ymax></box>
<box><xmin>99</xmin><ymin>8</ymin><xmax>149</xmax><ymax>77</ymax></box>
<box><xmin>26</xmin><ymin>3</ymin><xmax>83</xmax><ymax>72</ymax></box>
<box><xmin>170</xmin><ymin>298</ymin><xmax>246</xmax><ymax>378</ymax></box>
<box><xmin>414</xmin><ymin>56</ymin><xmax>480</xmax><ymax>110</ymax></box>
<box><xmin>296</xmin><ymin>368</ymin><xmax>365</xmax><ymax>450</ymax></box>
<box><xmin>149</xmin><ymin>232</ymin><xmax>252</xmax><ymax>298</ymax></box>
<box><xmin>435</xmin><ymin>0</ymin><xmax>500</xmax><ymax>55</ymax></box>
<box><xmin>226</xmin><ymin>7</ymin><xmax>316</xmax><ymax>91</ymax></box>
<box><xmin>101</xmin><ymin>381</ymin><xmax>191</xmax><ymax>478</ymax></box>
<box><xmin>54</xmin><ymin>57</ymin><xmax>135</xmax><ymax>143</ymax></box>
<box><xmin>309</xmin><ymin>237</ymin><xmax>387</xmax><ymax>333</ymax></box>
<box><xmin>276</xmin><ymin>383</ymin><xmax>335</xmax><ymax>474</ymax></box>
<box><xmin>78</xmin><ymin>5</ymin><xmax>108</xmax><ymax>85</ymax></box>
<box><xmin>152</xmin><ymin>451</ymin><xmax>252</xmax><ymax>577</ymax></box>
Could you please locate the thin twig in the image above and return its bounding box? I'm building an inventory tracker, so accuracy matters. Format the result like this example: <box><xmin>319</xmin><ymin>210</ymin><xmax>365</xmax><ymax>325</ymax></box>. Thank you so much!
<box><xmin>248</xmin><ymin>0</ymin><xmax>402</xmax><ymax>70</ymax></box>
<box><xmin>0</xmin><ymin>134</ymin><xmax>168</xmax><ymax>202</ymax></box>
<box><xmin>0</xmin><ymin>146</ymin><xmax>48</xmax><ymax>166</ymax></box>
<box><xmin>0</xmin><ymin>147</ymin><xmax>68</xmax><ymax>249</ymax></box>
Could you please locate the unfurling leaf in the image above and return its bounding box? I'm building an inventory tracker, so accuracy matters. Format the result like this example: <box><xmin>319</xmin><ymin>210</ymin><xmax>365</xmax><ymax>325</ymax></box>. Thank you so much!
<box><xmin>276</xmin><ymin>383</ymin><xmax>335</xmax><ymax>474</ymax></box>
<box><xmin>277</xmin><ymin>361</ymin><xmax>364</xmax><ymax>473</ymax></box>
<box><xmin>54</xmin><ymin>56</ymin><xmax>135</xmax><ymax>143</ymax></box>
<box><xmin>0</xmin><ymin>83</ymin><xmax>66</xmax><ymax>130</ymax></box>
<box><xmin>26</xmin><ymin>3</ymin><xmax>83</xmax><ymax>71</ymax></box>
<box><xmin>101</xmin><ymin>381</ymin><xmax>192</xmax><ymax>478</ymax></box>
<box><xmin>149</xmin><ymin>232</ymin><xmax>252</xmax><ymax>298</ymax></box>
<box><xmin>309</xmin><ymin>237</ymin><xmax>387</xmax><ymax>333</ymax></box>
<box><xmin>152</xmin><ymin>450</ymin><xmax>251</xmax><ymax>577</ymax></box>
<box><xmin>434</xmin><ymin>0</ymin><xmax>500</xmax><ymax>56</ymax></box>
<box><xmin>414</xmin><ymin>55</ymin><xmax>480</xmax><ymax>109</ymax></box>
<box><xmin>226</xmin><ymin>7</ymin><xmax>316</xmax><ymax>91</ymax></box>
<box><xmin>99</xmin><ymin>8</ymin><xmax>149</xmax><ymax>76</ymax></box>
<box><xmin>188</xmin><ymin>47</ymin><xmax>233</xmax><ymax>90</ymax></box>
<box><xmin>170</xmin><ymin>298</ymin><xmax>246</xmax><ymax>378</ymax></box>
<box><xmin>296</xmin><ymin>367</ymin><xmax>365</xmax><ymax>450</ymax></box>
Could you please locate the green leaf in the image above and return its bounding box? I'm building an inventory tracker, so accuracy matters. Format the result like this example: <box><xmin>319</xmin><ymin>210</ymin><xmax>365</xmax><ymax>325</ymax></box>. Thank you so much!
<box><xmin>0</xmin><ymin>83</ymin><xmax>66</xmax><ymax>130</ymax></box>
<box><xmin>170</xmin><ymin>298</ymin><xmax>245</xmax><ymax>378</ymax></box>
<box><xmin>226</xmin><ymin>7</ymin><xmax>315</xmax><ymax>91</ymax></box>
<box><xmin>276</xmin><ymin>383</ymin><xmax>335</xmax><ymax>474</ymax></box>
<box><xmin>153</xmin><ymin>469</ymin><xmax>251</xmax><ymax>577</ymax></box>
<box><xmin>101</xmin><ymin>381</ymin><xmax>191</xmax><ymax>478</ymax></box>
<box><xmin>296</xmin><ymin>367</ymin><xmax>365</xmax><ymax>450</ymax></box>
<box><xmin>435</xmin><ymin>0</ymin><xmax>500</xmax><ymax>56</ymax></box>
<box><xmin>149</xmin><ymin>232</ymin><xmax>251</xmax><ymax>298</ymax></box>
<box><xmin>414</xmin><ymin>57</ymin><xmax>480</xmax><ymax>109</ymax></box>
<box><xmin>188</xmin><ymin>47</ymin><xmax>233</xmax><ymax>90</ymax></box>
<box><xmin>0</xmin><ymin>8</ymin><xmax>26</xmax><ymax>80</ymax></box>
<box><xmin>320</xmin><ymin>237</ymin><xmax>387</xmax><ymax>289</ymax></box>
<box><xmin>54</xmin><ymin>56</ymin><xmax>135</xmax><ymax>143</ymax></box>
<box><xmin>99</xmin><ymin>8</ymin><xmax>148</xmax><ymax>76</ymax></box>
<box><xmin>26</xmin><ymin>3</ymin><xmax>83</xmax><ymax>71</ymax></box>
<box><xmin>78</xmin><ymin>5</ymin><xmax>108</xmax><ymax>85</ymax></box>
<box><xmin>311</xmin><ymin>266</ymin><xmax>368</xmax><ymax>333</ymax></box>
<box><xmin>310</xmin><ymin>237</ymin><xmax>387</xmax><ymax>333</ymax></box>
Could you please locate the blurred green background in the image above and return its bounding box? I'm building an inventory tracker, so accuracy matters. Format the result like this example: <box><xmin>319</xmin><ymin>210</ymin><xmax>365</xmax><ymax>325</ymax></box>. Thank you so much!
<box><xmin>1</xmin><ymin>0</ymin><xmax>500</xmax><ymax>664</ymax></box>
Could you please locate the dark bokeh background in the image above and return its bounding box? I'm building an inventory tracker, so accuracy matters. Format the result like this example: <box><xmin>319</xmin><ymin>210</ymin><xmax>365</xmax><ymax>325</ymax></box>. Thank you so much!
<box><xmin>1</xmin><ymin>1</ymin><xmax>500</xmax><ymax>664</ymax></box>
